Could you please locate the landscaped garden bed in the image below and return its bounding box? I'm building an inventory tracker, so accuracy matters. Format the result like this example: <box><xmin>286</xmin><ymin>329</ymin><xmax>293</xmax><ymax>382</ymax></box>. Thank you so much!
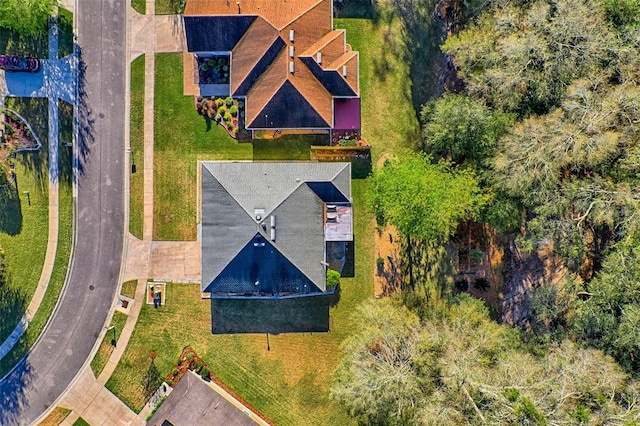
<box><xmin>0</xmin><ymin>109</ymin><xmax>42</xmax><ymax>182</ymax></box>
<box><xmin>195</xmin><ymin>96</ymin><xmax>250</xmax><ymax>140</ymax></box>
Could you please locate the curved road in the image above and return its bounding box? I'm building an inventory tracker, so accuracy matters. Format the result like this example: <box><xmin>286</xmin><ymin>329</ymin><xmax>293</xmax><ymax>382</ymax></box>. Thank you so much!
<box><xmin>0</xmin><ymin>0</ymin><xmax>125</xmax><ymax>424</ymax></box>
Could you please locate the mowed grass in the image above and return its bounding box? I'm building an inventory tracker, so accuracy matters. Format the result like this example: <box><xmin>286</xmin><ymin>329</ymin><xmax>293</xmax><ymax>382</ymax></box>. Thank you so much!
<box><xmin>58</xmin><ymin>7</ymin><xmax>74</xmax><ymax>59</ymax></box>
<box><xmin>0</xmin><ymin>101</ymin><xmax>74</xmax><ymax>377</ymax></box>
<box><xmin>252</xmin><ymin>134</ymin><xmax>328</xmax><ymax>161</ymax></box>
<box><xmin>121</xmin><ymin>279</ymin><xmax>138</xmax><ymax>299</ymax></box>
<box><xmin>129</xmin><ymin>55</ymin><xmax>145</xmax><ymax>239</ymax></box>
<box><xmin>38</xmin><ymin>406</ymin><xmax>72</xmax><ymax>426</ymax></box>
<box><xmin>108</xmin><ymin>182</ymin><xmax>372</xmax><ymax>424</ymax></box>
<box><xmin>155</xmin><ymin>0</ymin><xmax>184</xmax><ymax>14</ymax></box>
<box><xmin>153</xmin><ymin>53</ymin><xmax>252</xmax><ymax>241</ymax></box>
<box><xmin>91</xmin><ymin>311</ymin><xmax>128</xmax><ymax>377</ymax></box>
<box><xmin>335</xmin><ymin>16</ymin><xmax>420</xmax><ymax>162</ymax></box>
<box><xmin>132</xmin><ymin>0</ymin><xmax>146</xmax><ymax>14</ymax></box>
<box><xmin>0</xmin><ymin>98</ymin><xmax>49</xmax><ymax>344</ymax></box>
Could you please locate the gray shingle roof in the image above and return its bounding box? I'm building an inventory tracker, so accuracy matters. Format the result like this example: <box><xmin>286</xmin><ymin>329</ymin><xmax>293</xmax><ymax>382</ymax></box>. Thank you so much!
<box><xmin>201</xmin><ymin>162</ymin><xmax>351</xmax><ymax>295</ymax></box>
<box><xmin>147</xmin><ymin>371</ymin><xmax>258</xmax><ymax>426</ymax></box>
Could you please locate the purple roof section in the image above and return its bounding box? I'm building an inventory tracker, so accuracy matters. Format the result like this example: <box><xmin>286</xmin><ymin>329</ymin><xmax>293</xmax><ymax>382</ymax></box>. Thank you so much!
<box><xmin>334</xmin><ymin>98</ymin><xmax>361</xmax><ymax>130</ymax></box>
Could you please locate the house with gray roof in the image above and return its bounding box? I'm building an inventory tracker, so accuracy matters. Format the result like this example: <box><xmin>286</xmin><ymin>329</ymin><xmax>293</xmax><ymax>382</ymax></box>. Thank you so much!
<box><xmin>201</xmin><ymin>161</ymin><xmax>352</xmax><ymax>298</ymax></box>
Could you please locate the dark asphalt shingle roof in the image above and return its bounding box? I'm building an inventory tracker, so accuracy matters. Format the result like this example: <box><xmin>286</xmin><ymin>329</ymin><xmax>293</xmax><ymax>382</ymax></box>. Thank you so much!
<box><xmin>184</xmin><ymin>16</ymin><xmax>256</xmax><ymax>52</ymax></box>
<box><xmin>147</xmin><ymin>371</ymin><xmax>258</xmax><ymax>426</ymax></box>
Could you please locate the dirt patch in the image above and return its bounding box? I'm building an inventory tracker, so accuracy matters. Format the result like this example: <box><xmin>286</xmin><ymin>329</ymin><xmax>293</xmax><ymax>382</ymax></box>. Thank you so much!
<box><xmin>374</xmin><ymin>223</ymin><xmax>403</xmax><ymax>297</ymax></box>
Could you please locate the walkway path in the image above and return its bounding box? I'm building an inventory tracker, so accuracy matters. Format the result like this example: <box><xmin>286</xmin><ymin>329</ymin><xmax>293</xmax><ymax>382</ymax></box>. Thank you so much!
<box><xmin>0</xmin><ymin>16</ymin><xmax>75</xmax><ymax>361</ymax></box>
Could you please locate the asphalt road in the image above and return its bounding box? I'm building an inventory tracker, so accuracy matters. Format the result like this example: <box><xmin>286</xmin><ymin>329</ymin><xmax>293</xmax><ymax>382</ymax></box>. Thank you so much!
<box><xmin>0</xmin><ymin>0</ymin><xmax>125</xmax><ymax>424</ymax></box>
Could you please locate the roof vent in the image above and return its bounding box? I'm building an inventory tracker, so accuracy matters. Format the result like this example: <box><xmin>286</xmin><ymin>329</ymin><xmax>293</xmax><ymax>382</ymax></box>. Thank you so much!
<box><xmin>270</xmin><ymin>215</ymin><xmax>276</xmax><ymax>241</ymax></box>
<box><xmin>289</xmin><ymin>30</ymin><xmax>294</xmax><ymax>42</ymax></box>
<box><xmin>342</xmin><ymin>65</ymin><xmax>347</xmax><ymax>77</ymax></box>
<box><xmin>289</xmin><ymin>45</ymin><xmax>294</xmax><ymax>58</ymax></box>
<box><xmin>289</xmin><ymin>61</ymin><xmax>294</xmax><ymax>74</ymax></box>
<box><xmin>316</xmin><ymin>52</ymin><xmax>322</xmax><ymax>64</ymax></box>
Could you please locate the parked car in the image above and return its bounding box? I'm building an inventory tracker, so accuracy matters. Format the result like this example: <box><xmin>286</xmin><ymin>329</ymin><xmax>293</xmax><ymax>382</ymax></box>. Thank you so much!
<box><xmin>0</xmin><ymin>55</ymin><xmax>40</xmax><ymax>72</ymax></box>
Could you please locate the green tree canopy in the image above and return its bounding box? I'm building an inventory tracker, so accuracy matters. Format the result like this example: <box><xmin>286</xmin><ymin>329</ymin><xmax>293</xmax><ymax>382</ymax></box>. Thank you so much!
<box><xmin>420</xmin><ymin>93</ymin><xmax>513</xmax><ymax>169</ymax></box>
<box><xmin>0</xmin><ymin>0</ymin><xmax>57</xmax><ymax>36</ymax></box>
<box><xmin>333</xmin><ymin>297</ymin><xmax>640</xmax><ymax>425</ymax></box>
<box><xmin>442</xmin><ymin>0</ymin><xmax>621</xmax><ymax>116</ymax></box>
<box><xmin>369</xmin><ymin>152</ymin><xmax>483</xmax><ymax>245</ymax></box>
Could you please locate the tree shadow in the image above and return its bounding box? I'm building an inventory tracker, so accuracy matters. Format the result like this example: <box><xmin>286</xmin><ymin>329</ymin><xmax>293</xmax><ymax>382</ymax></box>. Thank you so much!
<box><xmin>0</xmin><ymin>357</ymin><xmax>34</xmax><ymax>425</ymax></box>
<box><xmin>210</xmin><ymin>292</ymin><xmax>339</xmax><ymax>334</ymax></box>
<box><xmin>0</xmin><ymin>260</ymin><xmax>28</xmax><ymax>343</ymax></box>
<box><xmin>335</xmin><ymin>0</ymin><xmax>380</xmax><ymax>20</ymax></box>
<box><xmin>74</xmin><ymin>45</ymin><xmax>94</xmax><ymax>182</ymax></box>
<box><xmin>0</xmin><ymin>184</ymin><xmax>22</xmax><ymax>235</ymax></box>
<box><xmin>384</xmin><ymin>0</ymin><xmax>447</xmax><ymax>111</ymax></box>
<box><xmin>58</xmin><ymin>100</ymin><xmax>74</xmax><ymax>187</ymax></box>
<box><xmin>0</xmin><ymin>27</ymin><xmax>48</xmax><ymax>58</ymax></box>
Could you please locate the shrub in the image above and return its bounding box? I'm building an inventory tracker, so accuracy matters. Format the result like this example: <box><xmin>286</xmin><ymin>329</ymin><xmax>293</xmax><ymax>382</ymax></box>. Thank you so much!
<box><xmin>229</xmin><ymin>105</ymin><xmax>238</xmax><ymax>116</ymax></box>
<box><xmin>200</xmin><ymin>367</ymin><xmax>210</xmax><ymax>380</ymax></box>
<box><xmin>376</xmin><ymin>257</ymin><xmax>385</xmax><ymax>268</ymax></box>
<box><xmin>172</xmin><ymin>368</ymin><xmax>179</xmax><ymax>376</ymax></box>
<box><xmin>218</xmin><ymin>106</ymin><xmax>226</xmax><ymax>115</ymax></box>
<box><xmin>215</xmin><ymin>98</ymin><xmax>225</xmax><ymax>107</ymax></box>
<box><xmin>200</xmin><ymin>63</ymin><xmax>208</xmax><ymax>71</ymax></box>
<box><xmin>223</xmin><ymin>65</ymin><xmax>229</xmax><ymax>72</ymax></box>
<box><xmin>327</xmin><ymin>269</ymin><xmax>340</xmax><ymax>288</ymax></box>
<box><xmin>225</xmin><ymin>97</ymin><xmax>233</xmax><ymax>107</ymax></box>
<box><xmin>194</xmin><ymin>361</ymin><xmax>203</xmax><ymax>373</ymax></box>
<box><xmin>224</xmin><ymin>112</ymin><xmax>232</xmax><ymax>121</ymax></box>
<box><xmin>339</xmin><ymin>138</ymin><xmax>356</xmax><ymax>147</ymax></box>
<box><xmin>214</xmin><ymin>113</ymin><xmax>222</xmax><ymax>123</ymax></box>
<box><xmin>237</xmin><ymin>100</ymin><xmax>244</xmax><ymax>108</ymax></box>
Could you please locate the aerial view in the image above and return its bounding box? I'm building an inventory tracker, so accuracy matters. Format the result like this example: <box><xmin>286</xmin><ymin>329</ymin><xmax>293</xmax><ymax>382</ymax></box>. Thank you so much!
<box><xmin>0</xmin><ymin>0</ymin><xmax>639</xmax><ymax>424</ymax></box>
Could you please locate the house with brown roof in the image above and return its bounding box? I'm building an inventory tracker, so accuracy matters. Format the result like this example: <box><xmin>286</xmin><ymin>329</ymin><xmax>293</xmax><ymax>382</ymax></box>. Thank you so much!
<box><xmin>183</xmin><ymin>0</ymin><xmax>360</xmax><ymax>132</ymax></box>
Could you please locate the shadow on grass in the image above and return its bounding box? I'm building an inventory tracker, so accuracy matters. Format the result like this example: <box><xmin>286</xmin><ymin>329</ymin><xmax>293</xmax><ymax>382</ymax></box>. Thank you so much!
<box><xmin>0</xmin><ymin>269</ymin><xmax>27</xmax><ymax>343</ymax></box>
<box><xmin>383</xmin><ymin>0</ymin><xmax>446</xmax><ymax>111</ymax></box>
<box><xmin>0</xmin><ymin>27</ymin><xmax>48</xmax><ymax>58</ymax></box>
<box><xmin>0</xmin><ymin>184</ymin><xmax>22</xmax><ymax>235</ymax></box>
<box><xmin>335</xmin><ymin>0</ymin><xmax>379</xmax><ymax>20</ymax></box>
<box><xmin>210</xmin><ymin>291</ymin><xmax>340</xmax><ymax>334</ymax></box>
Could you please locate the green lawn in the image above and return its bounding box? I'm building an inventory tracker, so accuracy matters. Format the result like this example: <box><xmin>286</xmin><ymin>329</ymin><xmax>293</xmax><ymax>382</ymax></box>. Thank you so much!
<box><xmin>72</xmin><ymin>417</ymin><xmax>91</xmax><ymax>426</ymax></box>
<box><xmin>121</xmin><ymin>279</ymin><xmax>138</xmax><ymax>299</ymax></box>
<box><xmin>252</xmin><ymin>134</ymin><xmax>328</xmax><ymax>161</ymax></box>
<box><xmin>155</xmin><ymin>0</ymin><xmax>184</xmax><ymax>15</ymax></box>
<box><xmin>132</xmin><ymin>0</ymin><xmax>146</xmax><ymax>14</ymax></box>
<box><xmin>129</xmin><ymin>55</ymin><xmax>145</xmax><ymax>239</ymax></box>
<box><xmin>153</xmin><ymin>53</ymin><xmax>252</xmax><ymax>241</ymax></box>
<box><xmin>91</xmin><ymin>311</ymin><xmax>128</xmax><ymax>377</ymax></box>
<box><xmin>58</xmin><ymin>8</ymin><xmax>74</xmax><ymax>58</ymax></box>
<box><xmin>0</xmin><ymin>100</ymin><xmax>74</xmax><ymax>377</ymax></box>
<box><xmin>335</xmin><ymin>17</ymin><xmax>420</xmax><ymax>162</ymax></box>
<box><xmin>0</xmin><ymin>98</ymin><xmax>49</xmax><ymax>345</ymax></box>
<box><xmin>107</xmin><ymin>182</ymin><xmax>372</xmax><ymax>425</ymax></box>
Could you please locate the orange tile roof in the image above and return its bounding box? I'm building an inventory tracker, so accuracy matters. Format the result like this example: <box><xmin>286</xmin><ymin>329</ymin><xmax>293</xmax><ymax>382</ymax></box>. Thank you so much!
<box><xmin>230</xmin><ymin>17</ymin><xmax>278</xmax><ymax>94</ymax></box>
<box><xmin>185</xmin><ymin>0</ymin><xmax>359</xmax><ymax>128</ymax></box>
<box><xmin>185</xmin><ymin>0</ymin><xmax>323</xmax><ymax>30</ymax></box>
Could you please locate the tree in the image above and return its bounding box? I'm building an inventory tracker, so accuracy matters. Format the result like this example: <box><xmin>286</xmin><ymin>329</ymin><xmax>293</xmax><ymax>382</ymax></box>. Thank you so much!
<box><xmin>442</xmin><ymin>0</ymin><xmax>621</xmax><ymax>116</ymax></box>
<box><xmin>333</xmin><ymin>297</ymin><xmax>640</xmax><ymax>425</ymax></box>
<box><xmin>369</xmin><ymin>152</ymin><xmax>482</xmax><ymax>245</ymax></box>
<box><xmin>490</xmin><ymin>79</ymin><xmax>640</xmax><ymax>274</ymax></box>
<box><xmin>331</xmin><ymin>299</ymin><xmax>426</xmax><ymax>425</ymax></box>
<box><xmin>420</xmin><ymin>93</ymin><xmax>513</xmax><ymax>170</ymax></box>
<box><xmin>0</xmin><ymin>0</ymin><xmax>58</xmax><ymax>36</ymax></box>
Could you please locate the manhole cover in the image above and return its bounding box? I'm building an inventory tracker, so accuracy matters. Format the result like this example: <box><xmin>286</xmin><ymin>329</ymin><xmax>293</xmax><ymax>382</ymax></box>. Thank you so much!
<box><xmin>98</xmin><ymin>112</ymin><xmax>104</xmax><ymax>119</ymax></box>
<box><xmin>89</xmin><ymin>285</ymin><xmax>95</xmax><ymax>290</ymax></box>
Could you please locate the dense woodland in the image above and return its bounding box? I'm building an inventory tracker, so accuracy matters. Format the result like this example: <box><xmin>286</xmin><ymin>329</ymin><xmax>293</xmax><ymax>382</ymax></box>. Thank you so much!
<box><xmin>333</xmin><ymin>0</ymin><xmax>640</xmax><ymax>424</ymax></box>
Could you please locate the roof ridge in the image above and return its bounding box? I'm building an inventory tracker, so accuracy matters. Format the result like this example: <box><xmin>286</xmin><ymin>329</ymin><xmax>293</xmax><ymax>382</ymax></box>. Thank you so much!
<box><xmin>299</xmin><ymin>29</ymin><xmax>344</xmax><ymax>57</ymax></box>
<box><xmin>287</xmin><ymin>72</ymin><xmax>333</xmax><ymax>126</ymax></box>
<box><xmin>326</xmin><ymin>50</ymin><xmax>357</xmax><ymax>70</ymax></box>
<box><xmin>276</xmin><ymin>0</ymin><xmax>324</xmax><ymax>30</ymax></box>
<box><xmin>245</xmin><ymin>60</ymin><xmax>288</xmax><ymax>127</ymax></box>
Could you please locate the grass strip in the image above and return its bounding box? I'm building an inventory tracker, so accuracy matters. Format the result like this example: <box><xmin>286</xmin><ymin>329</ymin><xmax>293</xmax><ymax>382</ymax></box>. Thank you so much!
<box><xmin>129</xmin><ymin>55</ymin><xmax>145</xmax><ymax>239</ymax></box>
<box><xmin>132</xmin><ymin>0</ymin><xmax>146</xmax><ymax>14</ymax></box>
<box><xmin>90</xmin><ymin>311</ymin><xmax>128</xmax><ymax>377</ymax></box>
